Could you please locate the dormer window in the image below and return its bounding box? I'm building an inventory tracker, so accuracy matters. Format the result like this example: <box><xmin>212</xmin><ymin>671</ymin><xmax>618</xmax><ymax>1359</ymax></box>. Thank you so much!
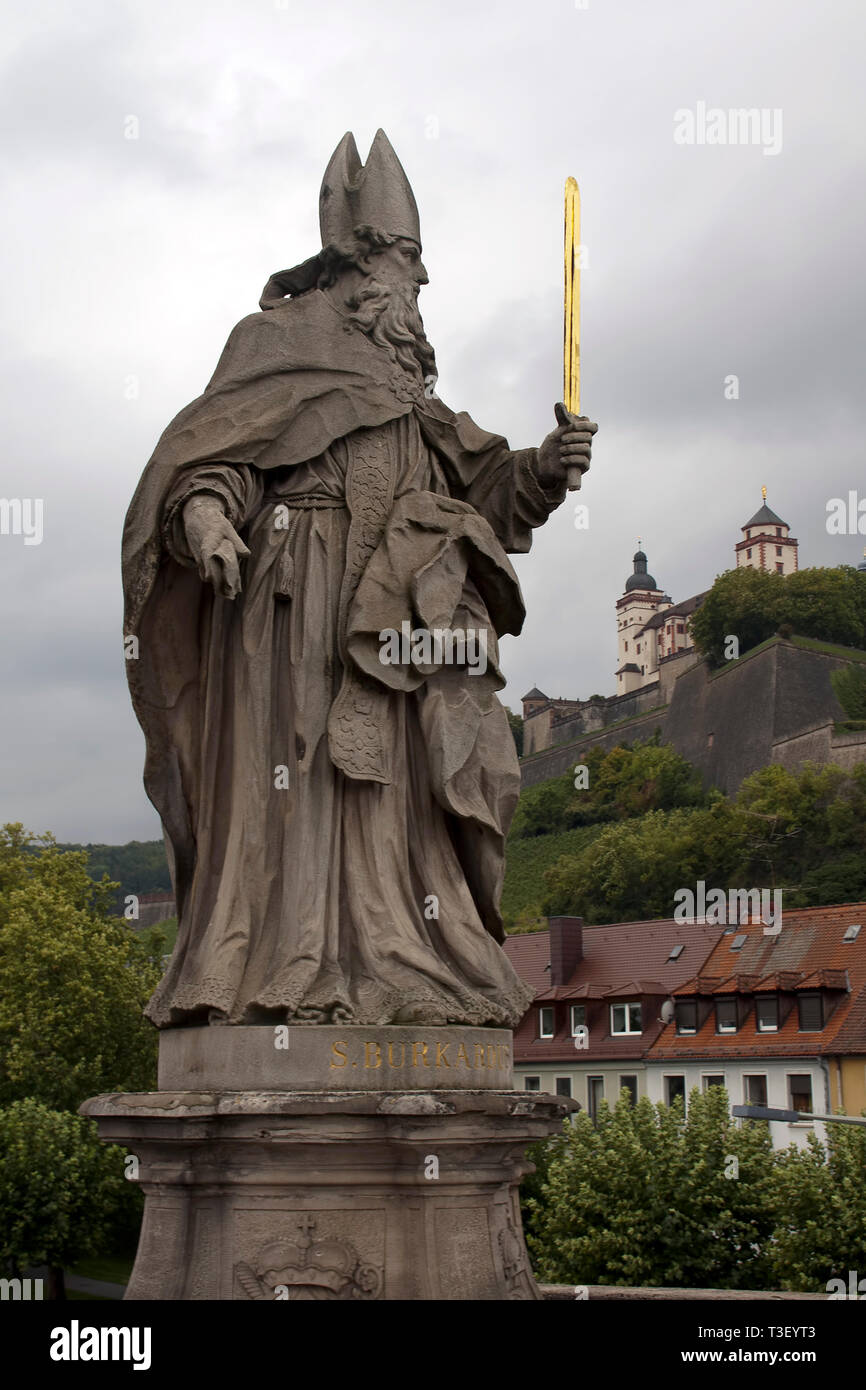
<box><xmin>798</xmin><ymin>994</ymin><xmax>823</xmax><ymax>1031</ymax></box>
<box><xmin>716</xmin><ymin>999</ymin><xmax>737</xmax><ymax>1034</ymax></box>
<box><xmin>539</xmin><ymin>1006</ymin><xmax>554</xmax><ymax>1039</ymax></box>
<box><xmin>756</xmin><ymin>997</ymin><xmax>779</xmax><ymax>1032</ymax></box>
<box><xmin>570</xmin><ymin>1004</ymin><xmax>587</xmax><ymax>1034</ymax></box>
<box><xmin>611</xmin><ymin>1002</ymin><xmax>642</xmax><ymax>1035</ymax></box>
<box><xmin>675</xmin><ymin>1001</ymin><xmax>697</xmax><ymax>1035</ymax></box>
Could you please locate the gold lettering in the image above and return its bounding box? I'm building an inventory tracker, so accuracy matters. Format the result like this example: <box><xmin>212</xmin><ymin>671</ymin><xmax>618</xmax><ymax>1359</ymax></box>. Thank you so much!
<box><xmin>364</xmin><ymin>1040</ymin><xmax>382</xmax><ymax>1069</ymax></box>
<box><xmin>487</xmin><ymin>1044</ymin><xmax>498</xmax><ymax>1068</ymax></box>
<box><xmin>456</xmin><ymin>1043</ymin><xmax>470</xmax><ymax>1068</ymax></box>
<box><xmin>474</xmin><ymin>1043</ymin><xmax>486</xmax><ymax>1068</ymax></box>
<box><xmin>411</xmin><ymin>1041</ymin><xmax>430</xmax><ymax>1067</ymax></box>
<box><xmin>387</xmin><ymin>1042</ymin><xmax>405</xmax><ymax>1068</ymax></box>
<box><xmin>435</xmin><ymin>1042</ymin><xmax>451</xmax><ymax>1067</ymax></box>
<box><xmin>330</xmin><ymin>1040</ymin><xmax>348</xmax><ymax>1069</ymax></box>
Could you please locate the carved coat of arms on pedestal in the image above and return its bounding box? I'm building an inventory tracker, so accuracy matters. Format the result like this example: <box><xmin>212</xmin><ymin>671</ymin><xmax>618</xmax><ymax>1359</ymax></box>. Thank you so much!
<box><xmin>235</xmin><ymin>1216</ymin><xmax>382</xmax><ymax>1301</ymax></box>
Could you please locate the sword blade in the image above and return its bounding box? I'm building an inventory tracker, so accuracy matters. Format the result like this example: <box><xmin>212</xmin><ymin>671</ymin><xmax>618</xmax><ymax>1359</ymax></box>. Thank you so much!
<box><xmin>564</xmin><ymin>176</ymin><xmax>580</xmax><ymax>416</ymax></box>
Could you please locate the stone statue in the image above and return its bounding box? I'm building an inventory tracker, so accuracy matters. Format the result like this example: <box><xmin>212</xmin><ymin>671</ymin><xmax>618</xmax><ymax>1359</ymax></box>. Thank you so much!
<box><xmin>123</xmin><ymin>130</ymin><xmax>597</xmax><ymax>1031</ymax></box>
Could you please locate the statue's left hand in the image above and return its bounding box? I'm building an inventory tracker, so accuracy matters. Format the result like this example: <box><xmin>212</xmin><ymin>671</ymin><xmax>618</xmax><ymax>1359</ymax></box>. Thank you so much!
<box><xmin>536</xmin><ymin>405</ymin><xmax>598</xmax><ymax>490</ymax></box>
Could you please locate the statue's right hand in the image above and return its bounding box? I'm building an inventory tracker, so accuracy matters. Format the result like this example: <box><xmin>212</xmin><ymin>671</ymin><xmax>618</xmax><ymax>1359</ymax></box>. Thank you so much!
<box><xmin>182</xmin><ymin>495</ymin><xmax>250</xmax><ymax>599</ymax></box>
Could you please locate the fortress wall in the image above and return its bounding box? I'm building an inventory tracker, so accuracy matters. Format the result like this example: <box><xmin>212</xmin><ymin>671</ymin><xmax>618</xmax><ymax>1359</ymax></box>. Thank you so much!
<box><xmin>520</xmin><ymin>708</ymin><xmax>669</xmax><ymax>787</ymax></box>
<box><xmin>520</xmin><ymin>641</ymin><xmax>866</xmax><ymax>794</ymax></box>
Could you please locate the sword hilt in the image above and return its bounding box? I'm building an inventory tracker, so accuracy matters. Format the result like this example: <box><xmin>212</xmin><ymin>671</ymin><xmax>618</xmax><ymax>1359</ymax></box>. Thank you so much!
<box><xmin>554</xmin><ymin>400</ymin><xmax>585</xmax><ymax>491</ymax></box>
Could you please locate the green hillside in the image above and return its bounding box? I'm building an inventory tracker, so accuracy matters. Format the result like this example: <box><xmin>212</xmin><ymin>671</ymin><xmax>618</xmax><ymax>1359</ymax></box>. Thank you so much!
<box><xmin>502</xmin><ymin>825</ymin><xmax>603</xmax><ymax>931</ymax></box>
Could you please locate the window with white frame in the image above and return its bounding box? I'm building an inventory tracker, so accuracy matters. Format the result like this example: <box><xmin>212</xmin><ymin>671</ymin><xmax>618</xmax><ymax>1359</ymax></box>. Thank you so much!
<box><xmin>702</xmin><ymin>1074</ymin><xmax>725</xmax><ymax>1091</ymax></box>
<box><xmin>675</xmin><ymin>1000</ymin><xmax>697</xmax><ymax>1034</ymax></box>
<box><xmin>538</xmin><ymin>1006</ymin><xmax>554</xmax><ymax>1039</ymax></box>
<box><xmin>570</xmin><ymin>1004</ymin><xmax>587</xmax><ymax>1035</ymax></box>
<box><xmin>715</xmin><ymin>999</ymin><xmax>737</xmax><ymax>1034</ymax></box>
<box><xmin>610</xmin><ymin>1002</ymin><xmax>642</xmax><ymax>1035</ymax></box>
<box><xmin>756</xmin><ymin>997</ymin><xmax>779</xmax><ymax>1032</ymax></box>
<box><xmin>524</xmin><ymin>1076</ymin><xmax>540</xmax><ymax>1092</ymax></box>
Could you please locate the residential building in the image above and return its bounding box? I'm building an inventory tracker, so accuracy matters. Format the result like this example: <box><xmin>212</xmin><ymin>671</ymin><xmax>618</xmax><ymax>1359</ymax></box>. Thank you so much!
<box><xmin>503</xmin><ymin>916</ymin><xmax>723</xmax><ymax>1112</ymax></box>
<box><xmin>645</xmin><ymin>903</ymin><xmax>866</xmax><ymax>1149</ymax></box>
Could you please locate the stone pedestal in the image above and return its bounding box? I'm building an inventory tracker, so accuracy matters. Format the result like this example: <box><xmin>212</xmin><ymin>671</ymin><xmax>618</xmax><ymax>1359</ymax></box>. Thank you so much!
<box><xmin>82</xmin><ymin>1026</ymin><xmax>573</xmax><ymax>1301</ymax></box>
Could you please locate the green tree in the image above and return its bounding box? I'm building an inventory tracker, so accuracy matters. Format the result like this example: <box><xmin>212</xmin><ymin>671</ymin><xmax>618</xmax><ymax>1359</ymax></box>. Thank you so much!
<box><xmin>767</xmin><ymin>1120</ymin><xmax>866</xmax><ymax>1292</ymax></box>
<box><xmin>505</xmin><ymin>706</ymin><xmax>524</xmax><ymax>757</ymax></box>
<box><xmin>690</xmin><ymin>564</ymin><xmax>866</xmax><ymax>667</ymax></box>
<box><xmin>542</xmin><ymin>800</ymin><xmax>745</xmax><ymax>922</ymax></box>
<box><xmin>509</xmin><ymin>741</ymin><xmax>707</xmax><ymax>842</ymax></box>
<box><xmin>0</xmin><ymin>825</ymin><xmax>161</xmax><ymax>1111</ymax></box>
<box><xmin>689</xmin><ymin>567</ymin><xmax>784</xmax><ymax>666</ymax></box>
<box><xmin>0</xmin><ymin>1101</ymin><xmax>133</xmax><ymax>1299</ymax></box>
<box><xmin>776</xmin><ymin>566</ymin><xmax>866</xmax><ymax>651</ymax></box>
<box><xmin>831</xmin><ymin>662</ymin><xmax>866</xmax><ymax>721</ymax></box>
<box><xmin>526</xmin><ymin>1088</ymin><xmax>776</xmax><ymax>1289</ymax></box>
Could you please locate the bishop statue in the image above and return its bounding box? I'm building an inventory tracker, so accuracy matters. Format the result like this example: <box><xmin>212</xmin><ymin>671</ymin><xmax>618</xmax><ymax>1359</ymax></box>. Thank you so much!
<box><xmin>123</xmin><ymin>130</ymin><xmax>597</xmax><ymax>1029</ymax></box>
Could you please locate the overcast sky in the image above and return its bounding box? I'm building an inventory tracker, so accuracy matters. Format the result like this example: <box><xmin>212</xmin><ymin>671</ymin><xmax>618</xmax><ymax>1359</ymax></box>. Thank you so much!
<box><xmin>1</xmin><ymin>0</ymin><xmax>864</xmax><ymax>843</ymax></box>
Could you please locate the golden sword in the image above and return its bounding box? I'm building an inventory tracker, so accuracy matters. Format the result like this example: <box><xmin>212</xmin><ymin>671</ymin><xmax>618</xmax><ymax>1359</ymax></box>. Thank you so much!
<box><xmin>561</xmin><ymin>175</ymin><xmax>584</xmax><ymax>490</ymax></box>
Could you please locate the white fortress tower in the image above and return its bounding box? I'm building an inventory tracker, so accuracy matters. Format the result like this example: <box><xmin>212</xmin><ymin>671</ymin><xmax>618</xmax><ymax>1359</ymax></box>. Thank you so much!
<box><xmin>615</xmin><ymin>546</ymin><xmax>671</xmax><ymax>694</ymax></box>
<box><xmin>735</xmin><ymin>488</ymin><xmax>798</xmax><ymax>575</ymax></box>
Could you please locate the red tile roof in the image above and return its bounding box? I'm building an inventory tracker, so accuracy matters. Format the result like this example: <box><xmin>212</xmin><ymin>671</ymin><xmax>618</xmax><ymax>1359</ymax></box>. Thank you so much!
<box><xmin>647</xmin><ymin>903</ymin><xmax>866</xmax><ymax>1060</ymax></box>
<box><xmin>505</xmin><ymin>919</ymin><xmax>723</xmax><ymax>1064</ymax></box>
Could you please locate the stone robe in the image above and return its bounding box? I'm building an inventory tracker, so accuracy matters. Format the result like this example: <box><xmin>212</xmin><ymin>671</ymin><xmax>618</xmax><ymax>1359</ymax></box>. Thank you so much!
<box><xmin>123</xmin><ymin>288</ymin><xmax>565</xmax><ymax>1027</ymax></box>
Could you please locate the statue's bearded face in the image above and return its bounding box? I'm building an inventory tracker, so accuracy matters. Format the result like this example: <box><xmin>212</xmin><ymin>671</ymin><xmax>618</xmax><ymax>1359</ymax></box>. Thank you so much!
<box><xmin>342</xmin><ymin>237</ymin><xmax>436</xmax><ymax>382</ymax></box>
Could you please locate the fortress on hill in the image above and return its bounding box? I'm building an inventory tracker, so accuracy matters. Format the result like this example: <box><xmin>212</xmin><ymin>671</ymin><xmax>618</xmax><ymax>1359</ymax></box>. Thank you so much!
<box><xmin>520</xmin><ymin>494</ymin><xmax>866</xmax><ymax>792</ymax></box>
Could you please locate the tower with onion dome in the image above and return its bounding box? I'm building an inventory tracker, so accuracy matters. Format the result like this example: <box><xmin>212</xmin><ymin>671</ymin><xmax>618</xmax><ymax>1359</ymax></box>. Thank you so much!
<box><xmin>615</xmin><ymin>544</ymin><xmax>672</xmax><ymax>694</ymax></box>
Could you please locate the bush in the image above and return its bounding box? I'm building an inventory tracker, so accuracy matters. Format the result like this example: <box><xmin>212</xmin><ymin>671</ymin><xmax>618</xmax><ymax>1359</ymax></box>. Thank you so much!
<box><xmin>525</xmin><ymin>1088</ymin><xmax>776</xmax><ymax>1289</ymax></box>
<box><xmin>0</xmin><ymin>1100</ymin><xmax>138</xmax><ymax>1294</ymax></box>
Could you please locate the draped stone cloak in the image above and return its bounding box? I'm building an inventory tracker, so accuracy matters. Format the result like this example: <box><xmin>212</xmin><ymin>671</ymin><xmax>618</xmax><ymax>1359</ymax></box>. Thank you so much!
<box><xmin>123</xmin><ymin>288</ymin><xmax>566</xmax><ymax>1027</ymax></box>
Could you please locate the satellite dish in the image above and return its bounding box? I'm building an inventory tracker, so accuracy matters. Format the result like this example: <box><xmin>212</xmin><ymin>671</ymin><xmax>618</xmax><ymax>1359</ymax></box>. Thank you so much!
<box><xmin>660</xmin><ymin>1000</ymin><xmax>675</xmax><ymax>1025</ymax></box>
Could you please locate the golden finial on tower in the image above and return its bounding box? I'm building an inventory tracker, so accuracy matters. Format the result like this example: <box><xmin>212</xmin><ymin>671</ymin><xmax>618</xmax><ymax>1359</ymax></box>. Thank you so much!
<box><xmin>762</xmin><ymin>485</ymin><xmax>767</xmax><ymax>502</ymax></box>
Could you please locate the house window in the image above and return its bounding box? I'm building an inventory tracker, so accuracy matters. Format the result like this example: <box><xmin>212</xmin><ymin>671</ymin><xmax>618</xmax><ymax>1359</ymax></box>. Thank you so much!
<box><xmin>676</xmin><ymin>623</ymin><xmax>685</xmax><ymax>634</ymax></box>
<box><xmin>776</xmin><ymin>546</ymin><xmax>782</xmax><ymax>556</ymax></box>
<box><xmin>524</xmin><ymin>1076</ymin><xmax>541</xmax><ymax>1092</ymax></box>
<box><xmin>798</xmin><ymin>994</ymin><xmax>823</xmax><ymax>1031</ymax></box>
<box><xmin>675</xmin><ymin>1000</ymin><xmax>697</xmax><ymax>1034</ymax></box>
<box><xmin>756</xmin><ymin>997</ymin><xmax>779</xmax><ymax>1032</ymax></box>
<box><xmin>716</xmin><ymin>999</ymin><xmax>737</xmax><ymax>1033</ymax></box>
<box><xmin>555</xmin><ymin>1077</ymin><xmax>573</xmax><ymax>1098</ymax></box>
<box><xmin>744</xmin><ymin>1074</ymin><xmax>767</xmax><ymax>1106</ymax></box>
<box><xmin>776</xmin><ymin>527</ymin><xmax>782</xmax><ymax>536</ymax></box>
<box><xmin>539</xmin><ymin>1007</ymin><xmax>554</xmax><ymax>1039</ymax></box>
<box><xmin>619</xmin><ymin>1075</ymin><xmax>638</xmax><ymax>1105</ymax></box>
<box><xmin>587</xmin><ymin>1076</ymin><xmax>604</xmax><ymax>1121</ymax></box>
<box><xmin>636</xmin><ymin>643</ymin><xmax>641</xmax><ymax>654</ymax></box>
<box><xmin>611</xmin><ymin>1002</ymin><xmax>642</xmax><ymax>1035</ymax></box>
<box><xmin>788</xmin><ymin>1074</ymin><xmax>813</xmax><ymax>1114</ymax></box>
<box><xmin>624</xmin><ymin>641</ymin><xmax>628</xmax><ymax>650</ymax></box>
<box><xmin>746</xmin><ymin>548</ymin><xmax>752</xmax><ymax>559</ymax></box>
<box><xmin>776</xmin><ymin>562</ymin><xmax>784</xmax><ymax>573</ymax></box>
<box><xmin>665</xmin><ymin>1075</ymin><xmax>686</xmax><ymax>1108</ymax></box>
<box><xmin>570</xmin><ymin>1004</ymin><xmax>587</xmax><ymax>1035</ymax></box>
<box><xmin>702</xmin><ymin>1074</ymin><xmax>725</xmax><ymax>1091</ymax></box>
